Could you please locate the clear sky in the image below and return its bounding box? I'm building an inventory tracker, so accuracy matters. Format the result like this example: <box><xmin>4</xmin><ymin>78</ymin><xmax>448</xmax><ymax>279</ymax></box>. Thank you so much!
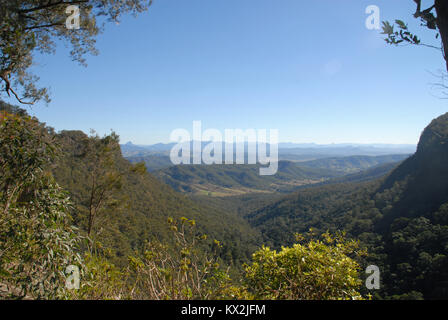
<box><xmin>11</xmin><ymin>0</ymin><xmax>448</xmax><ymax>145</ymax></box>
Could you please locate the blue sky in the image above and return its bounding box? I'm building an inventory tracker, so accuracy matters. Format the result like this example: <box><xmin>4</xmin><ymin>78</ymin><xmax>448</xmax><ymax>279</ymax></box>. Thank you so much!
<box><xmin>12</xmin><ymin>0</ymin><xmax>448</xmax><ymax>144</ymax></box>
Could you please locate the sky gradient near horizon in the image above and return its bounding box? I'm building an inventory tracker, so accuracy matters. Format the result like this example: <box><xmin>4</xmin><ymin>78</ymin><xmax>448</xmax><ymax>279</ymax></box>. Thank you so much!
<box><xmin>6</xmin><ymin>0</ymin><xmax>448</xmax><ymax>145</ymax></box>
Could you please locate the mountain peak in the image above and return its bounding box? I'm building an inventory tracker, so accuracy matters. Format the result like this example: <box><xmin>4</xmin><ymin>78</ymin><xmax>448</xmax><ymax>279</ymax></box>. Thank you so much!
<box><xmin>379</xmin><ymin>112</ymin><xmax>448</xmax><ymax>221</ymax></box>
<box><xmin>416</xmin><ymin>112</ymin><xmax>448</xmax><ymax>155</ymax></box>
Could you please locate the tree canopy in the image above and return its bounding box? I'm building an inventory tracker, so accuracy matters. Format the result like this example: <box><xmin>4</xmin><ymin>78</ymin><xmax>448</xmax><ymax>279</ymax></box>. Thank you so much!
<box><xmin>0</xmin><ymin>0</ymin><xmax>152</xmax><ymax>104</ymax></box>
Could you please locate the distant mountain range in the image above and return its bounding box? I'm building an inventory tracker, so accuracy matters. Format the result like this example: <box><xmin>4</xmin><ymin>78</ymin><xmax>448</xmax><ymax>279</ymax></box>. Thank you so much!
<box><xmin>121</xmin><ymin>141</ymin><xmax>416</xmax><ymax>158</ymax></box>
<box><xmin>122</xmin><ymin>140</ymin><xmax>413</xmax><ymax>173</ymax></box>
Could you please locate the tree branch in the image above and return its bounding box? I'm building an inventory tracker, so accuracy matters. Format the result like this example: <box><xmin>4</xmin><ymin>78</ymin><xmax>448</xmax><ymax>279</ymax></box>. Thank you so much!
<box><xmin>417</xmin><ymin>42</ymin><xmax>442</xmax><ymax>50</ymax></box>
<box><xmin>18</xmin><ymin>0</ymin><xmax>89</xmax><ymax>14</ymax></box>
<box><xmin>0</xmin><ymin>74</ymin><xmax>34</xmax><ymax>105</ymax></box>
<box><xmin>25</xmin><ymin>22</ymin><xmax>65</xmax><ymax>30</ymax></box>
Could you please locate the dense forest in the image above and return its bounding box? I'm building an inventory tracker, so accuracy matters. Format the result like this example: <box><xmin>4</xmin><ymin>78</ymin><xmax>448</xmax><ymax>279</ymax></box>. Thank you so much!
<box><xmin>247</xmin><ymin>113</ymin><xmax>448</xmax><ymax>299</ymax></box>
<box><xmin>0</xmin><ymin>100</ymin><xmax>367</xmax><ymax>299</ymax></box>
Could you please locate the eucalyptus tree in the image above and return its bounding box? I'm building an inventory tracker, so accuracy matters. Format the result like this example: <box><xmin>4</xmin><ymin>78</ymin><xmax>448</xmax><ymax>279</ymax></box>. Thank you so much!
<box><xmin>0</xmin><ymin>0</ymin><xmax>152</xmax><ymax>104</ymax></box>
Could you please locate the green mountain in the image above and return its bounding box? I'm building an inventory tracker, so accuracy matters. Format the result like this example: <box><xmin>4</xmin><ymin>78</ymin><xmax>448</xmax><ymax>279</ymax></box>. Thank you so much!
<box><xmin>126</xmin><ymin>154</ymin><xmax>173</xmax><ymax>172</ymax></box>
<box><xmin>190</xmin><ymin>162</ymin><xmax>400</xmax><ymax>222</ymax></box>
<box><xmin>300</xmin><ymin>154</ymin><xmax>410</xmax><ymax>174</ymax></box>
<box><xmin>246</xmin><ymin>112</ymin><xmax>448</xmax><ymax>299</ymax></box>
<box><xmin>315</xmin><ymin>161</ymin><xmax>402</xmax><ymax>185</ymax></box>
<box><xmin>49</xmin><ymin>130</ymin><xmax>261</xmax><ymax>267</ymax></box>
<box><xmin>376</xmin><ymin>113</ymin><xmax>448</xmax><ymax>227</ymax></box>
<box><xmin>153</xmin><ymin>161</ymin><xmax>341</xmax><ymax>196</ymax></box>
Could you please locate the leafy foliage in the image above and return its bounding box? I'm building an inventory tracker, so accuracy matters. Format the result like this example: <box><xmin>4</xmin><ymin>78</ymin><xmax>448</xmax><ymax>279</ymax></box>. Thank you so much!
<box><xmin>381</xmin><ymin>1</ymin><xmax>448</xmax><ymax>71</ymax></box>
<box><xmin>244</xmin><ymin>232</ymin><xmax>364</xmax><ymax>300</ymax></box>
<box><xmin>77</xmin><ymin>130</ymin><xmax>123</xmax><ymax>237</ymax></box>
<box><xmin>127</xmin><ymin>217</ymin><xmax>233</xmax><ymax>300</ymax></box>
<box><xmin>382</xmin><ymin>20</ymin><xmax>428</xmax><ymax>47</ymax></box>
<box><xmin>0</xmin><ymin>110</ymin><xmax>82</xmax><ymax>299</ymax></box>
<box><xmin>0</xmin><ymin>0</ymin><xmax>153</xmax><ymax>104</ymax></box>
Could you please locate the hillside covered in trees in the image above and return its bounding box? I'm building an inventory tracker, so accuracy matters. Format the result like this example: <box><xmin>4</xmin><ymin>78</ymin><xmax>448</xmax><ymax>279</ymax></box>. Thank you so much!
<box><xmin>154</xmin><ymin>161</ymin><xmax>340</xmax><ymax>195</ymax></box>
<box><xmin>3</xmin><ymin>99</ymin><xmax>447</xmax><ymax>300</ymax></box>
<box><xmin>247</xmin><ymin>112</ymin><xmax>448</xmax><ymax>299</ymax></box>
<box><xmin>0</xmin><ymin>101</ymin><xmax>368</xmax><ymax>300</ymax></box>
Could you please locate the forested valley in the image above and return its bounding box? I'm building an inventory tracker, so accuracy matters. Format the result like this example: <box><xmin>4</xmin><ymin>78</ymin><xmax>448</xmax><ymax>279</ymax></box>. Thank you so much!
<box><xmin>2</xmin><ymin>98</ymin><xmax>448</xmax><ymax>299</ymax></box>
<box><xmin>2</xmin><ymin>0</ymin><xmax>448</xmax><ymax>301</ymax></box>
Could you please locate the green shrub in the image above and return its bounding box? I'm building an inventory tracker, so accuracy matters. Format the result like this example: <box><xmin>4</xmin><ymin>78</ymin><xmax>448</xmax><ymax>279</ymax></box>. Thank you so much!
<box><xmin>244</xmin><ymin>232</ymin><xmax>365</xmax><ymax>300</ymax></box>
<box><xmin>0</xmin><ymin>112</ymin><xmax>82</xmax><ymax>299</ymax></box>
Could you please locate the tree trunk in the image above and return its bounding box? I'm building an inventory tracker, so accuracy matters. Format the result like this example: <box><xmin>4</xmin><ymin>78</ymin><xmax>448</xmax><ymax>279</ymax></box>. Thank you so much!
<box><xmin>435</xmin><ymin>0</ymin><xmax>448</xmax><ymax>71</ymax></box>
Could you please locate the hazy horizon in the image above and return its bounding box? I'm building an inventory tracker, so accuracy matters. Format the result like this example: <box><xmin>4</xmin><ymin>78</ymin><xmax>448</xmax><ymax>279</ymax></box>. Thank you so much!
<box><xmin>122</xmin><ymin>140</ymin><xmax>417</xmax><ymax>147</ymax></box>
